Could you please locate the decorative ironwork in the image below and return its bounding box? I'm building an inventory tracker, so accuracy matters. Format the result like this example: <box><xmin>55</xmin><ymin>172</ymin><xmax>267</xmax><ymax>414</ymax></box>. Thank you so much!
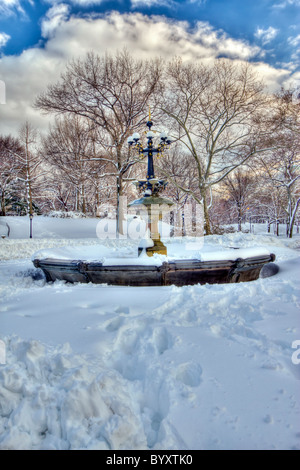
<box><xmin>127</xmin><ymin>115</ymin><xmax>171</xmax><ymax>197</ymax></box>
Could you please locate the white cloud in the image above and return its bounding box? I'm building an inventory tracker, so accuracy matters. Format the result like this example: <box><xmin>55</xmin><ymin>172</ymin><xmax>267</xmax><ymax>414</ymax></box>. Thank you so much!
<box><xmin>41</xmin><ymin>3</ymin><xmax>71</xmax><ymax>38</ymax></box>
<box><xmin>130</xmin><ymin>0</ymin><xmax>176</xmax><ymax>8</ymax></box>
<box><xmin>255</xmin><ymin>27</ymin><xmax>279</xmax><ymax>45</ymax></box>
<box><xmin>70</xmin><ymin>0</ymin><xmax>106</xmax><ymax>4</ymax></box>
<box><xmin>0</xmin><ymin>0</ymin><xmax>26</xmax><ymax>16</ymax></box>
<box><xmin>62</xmin><ymin>12</ymin><xmax>261</xmax><ymax>62</ymax></box>
<box><xmin>194</xmin><ymin>22</ymin><xmax>262</xmax><ymax>60</ymax></box>
<box><xmin>284</xmin><ymin>71</ymin><xmax>300</xmax><ymax>91</ymax></box>
<box><xmin>45</xmin><ymin>0</ymin><xmax>107</xmax><ymax>5</ymax></box>
<box><xmin>272</xmin><ymin>0</ymin><xmax>300</xmax><ymax>8</ymax></box>
<box><xmin>130</xmin><ymin>0</ymin><xmax>206</xmax><ymax>7</ymax></box>
<box><xmin>36</xmin><ymin>11</ymin><xmax>266</xmax><ymax>62</ymax></box>
<box><xmin>0</xmin><ymin>11</ymin><xmax>296</xmax><ymax>136</ymax></box>
<box><xmin>0</xmin><ymin>32</ymin><xmax>11</xmax><ymax>49</ymax></box>
<box><xmin>251</xmin><ymin>62</ymin><xmax>291</xmax><ymax>91</ymax></box>
<box><xmin>288</xmin><ymin>34</ymin><xmax>300</xmax><ymax>47</ymax></box>
<box><xmin>188</xmin><ymin>0</ymin><xmax>207</xmax><ymax>4</ymax></box>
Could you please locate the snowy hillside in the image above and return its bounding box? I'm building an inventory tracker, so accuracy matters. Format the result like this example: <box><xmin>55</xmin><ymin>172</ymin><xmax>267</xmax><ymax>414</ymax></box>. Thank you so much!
<box><xmin>0</xmin><ymin>216</ymin><xmax>299</xmax><ymax>450</ymax></box>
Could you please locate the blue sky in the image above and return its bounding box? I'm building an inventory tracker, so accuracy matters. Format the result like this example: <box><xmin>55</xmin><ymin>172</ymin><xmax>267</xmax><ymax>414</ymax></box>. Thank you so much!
<box><xmin>0</xmin><ymin>0</ymin><xmax>299</xmax><ymax>135</ymax></box>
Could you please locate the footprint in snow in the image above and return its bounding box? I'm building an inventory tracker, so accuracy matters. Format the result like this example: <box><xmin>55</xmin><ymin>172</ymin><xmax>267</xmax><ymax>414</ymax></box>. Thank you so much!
<box><xmin>114</xmin><ymin>306</ymin><xmax>130</xmax><ymax>315</ymax></box>
<box><xmin>175</xmin><ymin>362</ymin><xmax>203</xmax><ymax>387</ymax></box>
<box><xmin>105</xmin><ymin>316</ymin><xmax>124</xmax><ymax>332</ymax></box>
<box><xmin>152</xmin><ymin>327</ymin><xmax>172</xmax><ymax>355</ymax></box>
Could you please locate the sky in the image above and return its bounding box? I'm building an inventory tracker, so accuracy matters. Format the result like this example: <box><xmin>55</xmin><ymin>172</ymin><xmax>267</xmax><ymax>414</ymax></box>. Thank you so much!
<box><xmin>0</xmin><ymin>0</ymin><xmax>300</xmax><ymax>136</ymax></box>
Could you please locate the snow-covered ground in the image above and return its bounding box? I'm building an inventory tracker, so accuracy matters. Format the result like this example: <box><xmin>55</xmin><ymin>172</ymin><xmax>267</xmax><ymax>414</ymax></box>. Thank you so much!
<box><xmin>0</xmin><ymin>216</ymin><xmax>299</xmax><ymax>450</ymax></box>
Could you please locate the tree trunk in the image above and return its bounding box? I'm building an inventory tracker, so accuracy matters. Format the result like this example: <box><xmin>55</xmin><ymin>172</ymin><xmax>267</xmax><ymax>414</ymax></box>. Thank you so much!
<box><xmin>201</xmin><ymin>188</ymin><xmax>211</xmax><ymax>235</ymax></box>
<box><xmin>170</xmin><ymin>211</ymin><xmax>174</xmax><ymax>237</ymax></box>
<box><xmin>116</xmin><ymin>175</ymin><xmax>125</xmax><ymax>236</ymax></box>
<box><xmin>81</xmin><ymin>184</ymin><xmax>86</xmax><ymax>214</ymax></box>
<box><xmin>288</xmin><ymin>199</ymin><xmax>300</xmax><ymax>238</ymax></box>
<box><xmin>1</xmin><ymin>192</ymin><xmax>6</xmax><ymax>216</ymax></box>
<box><xmin>95</xmin><ymin>189</ymin><xmax>100</xmax><ymax>217</ymax></box>
<box><xmin>238</xmin><ymin>212</ymin><xmax>242</xmax><ymax>232</ymax></box>
<box><xmin>24</xmin><ymin>137</ymin><xmax>34</xmax><ymax>239</ymax></box>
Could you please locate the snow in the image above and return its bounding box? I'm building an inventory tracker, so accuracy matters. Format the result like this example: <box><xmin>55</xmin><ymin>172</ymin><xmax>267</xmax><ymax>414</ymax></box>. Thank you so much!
<box><xmin>31</xmin><ymin>241</ymin><xmax>272</xmax><ymax>265</ymax></box>
<box><xmin>0</xmin><ymin>215</ymin><xmax>300</xmax><ymax>450</ymax></box>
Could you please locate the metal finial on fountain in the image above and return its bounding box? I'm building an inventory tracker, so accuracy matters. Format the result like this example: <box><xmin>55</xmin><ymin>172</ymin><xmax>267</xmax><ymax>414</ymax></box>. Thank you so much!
<box><xmin>127</xmin><ymin>115</ymin><xmax>174</xmax><ymax>256</ymax></box>
<box><xmin>146</xmin><ymin>105</ymin><xmax>153</xmax><ymax>131</ymax></box>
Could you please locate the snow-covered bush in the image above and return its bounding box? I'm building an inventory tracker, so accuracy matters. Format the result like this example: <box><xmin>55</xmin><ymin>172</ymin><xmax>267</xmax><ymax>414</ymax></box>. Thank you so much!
<box><xmin>210</xmin><ymin>223</ymin><xmax>236</xmax><ymax>235</ymax></box>
<box><xmin>44</xmin><ymin>211</ymin><xmax>87</xmax><ymax>219</ymax></box>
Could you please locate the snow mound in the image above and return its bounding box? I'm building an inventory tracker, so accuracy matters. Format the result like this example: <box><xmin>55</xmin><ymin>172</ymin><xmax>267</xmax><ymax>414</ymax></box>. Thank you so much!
<box><xmin>0</xmin><ymin>239</ymin><xmax>102</xmax><ymax>261</ymax></box>
<box><xmin>0</xmin><ymin>336</ymin><xmax>147</xmax><ymax>450</ymax></box>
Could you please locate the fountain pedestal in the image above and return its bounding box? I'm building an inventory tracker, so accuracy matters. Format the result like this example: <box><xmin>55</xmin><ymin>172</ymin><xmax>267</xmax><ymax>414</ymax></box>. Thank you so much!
<box><xmin>128</xmin><ymin>194</ymin><xmax>173</xmax><ymax>257</ymax></box>
<box><xmin>142</xmin><ymin>238</ymin><xmax>167</xmax><ymax>257</ymax></box>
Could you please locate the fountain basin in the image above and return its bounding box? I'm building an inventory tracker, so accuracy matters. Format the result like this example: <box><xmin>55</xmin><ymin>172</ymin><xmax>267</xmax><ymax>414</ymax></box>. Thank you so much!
<box><xmin>32</xmin><ymin>245</ymin><xmax>276</xmax><ymax>286</ymax></box>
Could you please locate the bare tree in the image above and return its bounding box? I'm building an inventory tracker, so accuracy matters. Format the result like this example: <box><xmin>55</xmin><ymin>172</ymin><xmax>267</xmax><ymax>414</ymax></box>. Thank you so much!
<box><xmin>157</xmin><ymin>144</ymin><xmax>201</xmax><ymax>235</ymax></box>
<box><xmin>43</xmin><ymin>116</ymin><xmax>99</xmax><ymax>213</ymax></box>
<box><xmin>0</xmin><ymin>135</ymin><xmax>23</xmax><ymax>215</ymax></box>
<box><xmin>252</xmin><ymin>180</ymin><xmax>286</xmax><ymax>235</ymax></box>
<box><xmin>257</xmin><ymin>88</ymin><xmax>300</xmax><ymax>238</ymax></box>
<box><xmin>0</xmin><ymin>123</ymin><xmax>47</xmax><ymax>236</ymax></box>
<box><xmin>258</xmin><ymin>150</ymin><xmax>300</xmax><ymax>238</ymax></box>
<box><xmin>19</xmin><ymin>123</ymin><xmax>37</xmax><ymax>218</ymax></box>
<box><xmin>221</xmin><ymin>169</ymin><xmax>256</xmax><ymax>231</ymax></box>
<box><xmin>35</xmin><ymin>49</ymin><xmax>163</xmax><ymax>234</ymax></box>
<box><xmin>161</xmin><ymin>58</ymin><xmax>273</xmax><ymax>234</ymax></box>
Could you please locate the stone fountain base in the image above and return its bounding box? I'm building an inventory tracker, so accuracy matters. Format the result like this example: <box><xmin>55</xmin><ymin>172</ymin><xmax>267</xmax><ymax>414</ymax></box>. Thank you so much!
<box><xmin>33</xmin><ymin>252</ymin><xmax>276</xmax><ymax>287</ymax></box>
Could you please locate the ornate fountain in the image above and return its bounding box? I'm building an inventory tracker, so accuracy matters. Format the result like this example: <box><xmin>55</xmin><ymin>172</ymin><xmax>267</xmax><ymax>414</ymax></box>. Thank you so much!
<box><xmin>32</xmin><ymin>117</ymin><xmax>276</xmax><ymax>286</ymax></box>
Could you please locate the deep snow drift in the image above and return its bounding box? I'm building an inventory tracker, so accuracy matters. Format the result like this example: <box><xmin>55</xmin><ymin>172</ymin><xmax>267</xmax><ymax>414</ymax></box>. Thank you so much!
<box><xmin>0</xmin><ymin>216</ymin><xmax>299</xmax><ymax>450</ymax></box>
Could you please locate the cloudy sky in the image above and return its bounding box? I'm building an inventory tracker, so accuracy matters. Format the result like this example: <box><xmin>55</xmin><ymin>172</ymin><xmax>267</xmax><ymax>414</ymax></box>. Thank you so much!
<box><xmin>0</xmin><ymin>0</ymin><xmax>299</xmax><ymax>136</ymax></box>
